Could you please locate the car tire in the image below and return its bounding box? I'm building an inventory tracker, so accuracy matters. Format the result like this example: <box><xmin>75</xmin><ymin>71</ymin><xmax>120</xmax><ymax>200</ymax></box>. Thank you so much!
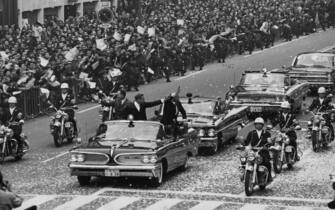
<box><xmin>152</xmin><ymin>163</ymin><xmax>164</xmax><ymax>187</ymax></box>
<box><xmin>77</xmin><ymin>176</ymin><xmax>91</xmax><ymax>186</ymax></box>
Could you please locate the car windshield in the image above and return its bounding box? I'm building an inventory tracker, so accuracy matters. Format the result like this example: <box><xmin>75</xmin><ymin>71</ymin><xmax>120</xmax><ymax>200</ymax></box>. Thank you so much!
<box><xmin>243</xmin><ymin>73</ymin><xmax>285</xmax><ymax>87</ymax></box>
<box><xmin>105</xmin><ymin>122</ymin><xmax>159</xmax><ymax>141</ymax></box>
<box><xmin>182</xmin><ymin>102</ymin><xmax>215</xmax><ymax>116</ymax></box>
<box><xmin>294</xmin><ymin>53</ymin><xmax>334</xmax><ymax>68</ymax></box>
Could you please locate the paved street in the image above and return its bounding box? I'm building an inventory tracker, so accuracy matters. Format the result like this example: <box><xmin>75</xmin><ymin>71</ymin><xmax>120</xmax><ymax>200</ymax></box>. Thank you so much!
<box><xmin>2</xmin><ymin>29</ymin><xmax>335</xmax><ymax>210</ymax></box>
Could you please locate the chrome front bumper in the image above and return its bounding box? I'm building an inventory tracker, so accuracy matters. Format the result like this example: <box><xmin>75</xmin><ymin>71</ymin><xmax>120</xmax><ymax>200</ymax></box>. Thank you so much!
<box><xmin>69</xmin><ymin>163</ymin><xmax>160</xmax><ymax>178</ymax></box>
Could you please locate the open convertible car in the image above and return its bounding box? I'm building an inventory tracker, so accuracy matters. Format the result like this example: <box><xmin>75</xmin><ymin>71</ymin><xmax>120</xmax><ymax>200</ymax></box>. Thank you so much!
<box><xmin>69</xmin><ymin>119</ymin><xmax>199</xmax><ymax>186</ymax></box>
<box><xmin>178</xmin><ymin>95</ymin><xmax>248</xmax><ymax>154</ymax></box>
<box><xmin>287</xmin><ymin>52</ymin><xmax>335</xmax><ymax>92</ymax></box>
<box><xmin>229</xmin><ymin>69</ymin><xmax>309</xmax><ymax>119</ymax></box>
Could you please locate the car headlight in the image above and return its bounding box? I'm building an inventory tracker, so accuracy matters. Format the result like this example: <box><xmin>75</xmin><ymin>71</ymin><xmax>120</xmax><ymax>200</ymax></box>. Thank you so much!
<box><xmin>142</xmin><ymin>155</ymin><xmax>158</xmax><ymax>164</ymax></box>
<box><xmin>208</xmin><ymin>129</ymin><xmax>215</xmax><ymax>137</ymax></box>
<box><xmin>198</xmin><ymin>129</ymin><xmax>205</xmax><ymax>137</ymax></box>
<box><xmin>71</xmin><ymin>154</ymin><xmax>85</xmax><ymax>162</ymax></box>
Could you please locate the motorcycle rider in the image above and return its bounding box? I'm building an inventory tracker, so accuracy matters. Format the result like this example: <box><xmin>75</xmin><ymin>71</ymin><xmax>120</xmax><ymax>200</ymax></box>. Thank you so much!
<box><xmin>274</xmin><ymin>101</ymin><xmax>299</xmax><ymax>160</ymax></box>
<box><xmin>53</xmin><ymin>83</ymin><xmax>78</xmax><ymax>136</ymax></box>
<box><xmin>244</xmin><ymin>117</ymin><xmax>273</xmax><ymax>181</ymax></box>
<box><xmin>4</xmin><ymin>97</ymin><xmax>24</xmax><ymax>155</ymax></box>
<box><xmin>309</xmin><ymin>87</ymin><xmax>334</xmax><ymax>140</ymax></box>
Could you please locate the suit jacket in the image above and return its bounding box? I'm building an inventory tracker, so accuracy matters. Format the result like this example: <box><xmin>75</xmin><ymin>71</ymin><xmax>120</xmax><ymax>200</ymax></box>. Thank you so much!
<box><xmin>126</xmin><ymin>100</ymin><xmax>162</xmax><ymax>121</ymax></box>
<box><xmin>6</xmin><ymin>107</ymin><xmax>23</xmax><ymax>123</ymax></box>
<box><xmin>114</xmin><ymin>98</ymin><xmax>132</xmax><ymax>120</ymax></box>
<box><xmin>160</xmin><ymin>100</ymin><xmax>187</xmax><ymax>125</ymax></box>
<box><xmin>244</xmin><ymin>130</ymin><xmax>271</xmax><ymax>147</ymax></box>
<box><xmin>309</xmin><ymin>97</ymin><xmax>332</xmax><ymax>112</ymax></box>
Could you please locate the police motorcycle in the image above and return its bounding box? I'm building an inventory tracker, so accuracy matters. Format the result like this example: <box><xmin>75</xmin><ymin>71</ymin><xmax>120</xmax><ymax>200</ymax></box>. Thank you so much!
<box><xmin>97</xmin><ymin>90</ymin><xmax>118</xmax><ymax>122</ymax></box>
<box><xmin>329</xmin><ymin>174</ymin><xmax>335</xmax><ymax>209</ymax></box>
<box><xmin>307</xmin><ymin>106</ymin><xmax>334</xmax><ymax>152</ymax></box>
<box><xmin>237</xmin><ymin>143</ymin><xmax>272</xmax><ymax>196</ymax></box>
<box><xmin>49</xmin><ymin>104</ymin><xmax>78</xmax><ymax>147</ymax></box>
<box><xmin>0</xmin><ymin>122</ymin><xmax>29</xmax><ymax>163</ymax></box>
<box><xmin>268</xmin><ymin>127</ymin><xmax>300</xmax><ymax>173</ymax></box>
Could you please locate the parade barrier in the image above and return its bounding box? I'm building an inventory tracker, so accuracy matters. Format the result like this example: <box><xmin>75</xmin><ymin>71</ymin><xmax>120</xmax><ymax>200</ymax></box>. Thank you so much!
<box><xmin>16</xmin><ymin>87</ymin><xmax>47</xmax><ymax>119</ymax></box>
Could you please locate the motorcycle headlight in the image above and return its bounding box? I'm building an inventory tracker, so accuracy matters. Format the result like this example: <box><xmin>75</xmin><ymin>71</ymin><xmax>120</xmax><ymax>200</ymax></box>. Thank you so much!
<box><xmin>198</xmin><ymin>129</ymin><xmax>205</xmax><ymax>137</ymax></box>
<box><xmin>307</xmin><ymin>121</ymin><xmax>312</xmax><ymax>126</ymax></box>
<box><xmin>208</xmin><ymin>129</ymin><xmax>215</xmax><ymax>137</ymax></box>
<box><xmin>240</xmin><ymin>157</ymin><xmax>246</xmax><ymax>162</ymax></box>
<box><xmin>142</xmin><ymin>155</ymin><xmax>150</xmax><ymax>163</ymax></box>
<box><xmin>6</xmin><ymin>129</ymin><xmax>13</xmax><ymax>137</ymax></box>
<box><xmin>247</xmin><ymin>155</ymin><xmax>255</xmax><ymax>161</ymax></box>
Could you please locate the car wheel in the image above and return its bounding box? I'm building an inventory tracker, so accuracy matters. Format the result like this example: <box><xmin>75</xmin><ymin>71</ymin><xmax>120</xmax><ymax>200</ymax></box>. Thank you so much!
<box><xmin>77</xmin><ymin>176</ymin><xmax>91</xmax><ymax>186</ymax></box>
<box><xmin>208</xmin><ymin>138</ymin><xmax>218</xmax><ymax>155</ymax></box>
<box><xmin>152</xmin><ymin>163</ymin><xmax>164</xmax><ymax>187</ymax></box>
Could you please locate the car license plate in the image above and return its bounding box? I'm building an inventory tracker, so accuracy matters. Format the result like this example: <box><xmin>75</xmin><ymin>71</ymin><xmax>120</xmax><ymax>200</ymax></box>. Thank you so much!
<box><xmin>65</xmin><ymin>122</ymin><xmax>71</xmax><ymax>128</ymax></box>
<box><xmin>285</xmin><ymin>146</ymin><xmax>293</xmax><ymax>152</ymax></box>
<box><xmin>250</xmin><ymin>107</ymin><xmax>262</xmax><ymax>112</ymax></box>
<box><xmin>104</xmin><ymin>169</ymin><xmax>120</xmax><ymax>177</ymax></box>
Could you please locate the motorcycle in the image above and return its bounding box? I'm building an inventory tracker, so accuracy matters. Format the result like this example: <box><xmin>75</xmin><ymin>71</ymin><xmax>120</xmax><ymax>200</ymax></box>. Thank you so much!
<box><xmin>308</xmin><ymin>110</ymin><xmax>332</xmax><ymax>152</ymax></box>
<box><xmin>0</xmin><ymin>122</ymin><xmax>29</xmax><ymax>163</ymax></box>
<box><xmin>270</xmin><ymin>129</ymin><xmax>298</xmax><ymax>173</ymax></box>
<box><xmin>49</xmin><ymin>105</ymin><xmax>78</xmax><ymax>147</ymax></box>
<box><xmin>237</xmin><ymin>144</ymin><xmax>272</xmax><ymax>196</ymax></box>
<box><xmin>98</xmin><ymin>91</ymin><xmax>117</xmax><ymax>122</ymax></box>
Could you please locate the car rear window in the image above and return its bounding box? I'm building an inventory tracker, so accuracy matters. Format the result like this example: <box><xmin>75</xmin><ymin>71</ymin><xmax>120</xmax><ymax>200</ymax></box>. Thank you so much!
<box><xmin>294</xmin><ymin>53</ymin><xmax>334</xmax><ymax>68</ymax></box>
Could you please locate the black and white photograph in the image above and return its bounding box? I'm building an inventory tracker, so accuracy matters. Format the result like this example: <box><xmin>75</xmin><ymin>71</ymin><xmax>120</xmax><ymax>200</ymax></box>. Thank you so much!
<box><xmin>0</xmin><ymin>0</ymin><xmax>335</xmax><ymax>209</ymax></box>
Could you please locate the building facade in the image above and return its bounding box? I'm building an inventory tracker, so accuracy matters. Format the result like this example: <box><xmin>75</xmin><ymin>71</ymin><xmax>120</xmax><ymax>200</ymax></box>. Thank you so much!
<box><xmin>0</xmin><ymin>0</ymin><xmax>18</xmax><ymax>27</ymax></box>
<box><xmin>17</xmin><ymin>0</ymin><xmax>117</xmax><ymax>27</ymax></box>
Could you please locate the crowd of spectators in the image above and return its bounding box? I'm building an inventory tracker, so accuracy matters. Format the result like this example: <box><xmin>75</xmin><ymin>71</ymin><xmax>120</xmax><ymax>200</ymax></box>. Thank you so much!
<box><xmin>0</xmin><ymin>0</ymin><xmax>334</xmax><ymax>106</ymax></box>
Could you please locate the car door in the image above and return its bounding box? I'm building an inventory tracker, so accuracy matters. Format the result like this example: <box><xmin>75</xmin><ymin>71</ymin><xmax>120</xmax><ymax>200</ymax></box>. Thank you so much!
<box><xmin>286</xmin><ymin>82</ymin><xmax>309</xmax><ymax>110</ymax></box>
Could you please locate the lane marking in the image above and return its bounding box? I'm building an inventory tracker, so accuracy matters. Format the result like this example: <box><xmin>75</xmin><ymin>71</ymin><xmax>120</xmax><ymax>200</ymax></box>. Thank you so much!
<box><xmin>244</xmin><ymin>36</ymin><xmax>308</xmax><ymax>58</ymax></box>
<box><xmin>175</xmin><ymin>70</ymin><xmax>205</xmax><ymax>81</ymax></box>
<box><xmin>239</xmin><ymin>204</ymin><xmax>268</xmax><ymax>210</ymax></box>
<box><xmin>144</xmin><ymin>198</ymin><xmax>182</xmax><ymax>210</ymax></box>
<box><xmin>189</xmin><ymin>201</ymin><xmax>223</xmax><ymax>210</ymax></box>
<box><xmin>97</xmin><ymin>196</ymin><xmax>141</xmax><ymax>210</ymax></box>
<box><xmin>77</xmin><ymin>105</ymin><xmax>100</xmax><ymax>114</ymax></box>
<box><xmin>17</xmin><ymin>193</ymin><xmax>329</xmax><ymax>209</ymax></box>
<box><xmin>41</xmin><ymin>151</ymin><xmax>69</xmax><ymax>163</ymax></box>
<box><xmin>16</xmin><ymin>195</ymin><xmax>56</xmax><ymax>210</ymax></box>
<box><xmin>53</xmin><ymin>195</ymin><xmax>99</xmax><ymax>210</ymax></box>
<box><xmin>99</xmin><ymin>187</ymin><xmax>330</xmax><ymax>203</ymax></box>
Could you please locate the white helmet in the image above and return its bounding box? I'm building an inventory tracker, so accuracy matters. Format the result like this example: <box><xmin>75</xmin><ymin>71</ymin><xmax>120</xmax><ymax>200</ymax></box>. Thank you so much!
<box><xmin>318</xmin><ymin>87</ymin><xmax>326</xmax><ymax>94</ymax></box>
<box><xmin>280</xmin><ymin>101</ymin><xmax>291</xmax><ymax>109</ymax></box>
<box><xmin>254</xmin><ymin>117</ymin><xmax>265</xmax><ymax>125</ymax></box>
<box><xmin>8</xmin><ymin>96</ymin><xmax>17</xmax><ymax>104</ymax></box>
<box><xmin>61</xmin><ymin>83</ymin><xmax>69</xmax><ymax>89</ymax></box>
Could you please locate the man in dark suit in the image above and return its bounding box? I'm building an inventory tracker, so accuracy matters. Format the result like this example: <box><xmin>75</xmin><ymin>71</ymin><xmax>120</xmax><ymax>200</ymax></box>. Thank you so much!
<box><xmin>160</xmin><ymin>93</ymin><xmax>187</xmax><ymax>136</ymax></box>
<box><xmin>274</xmin><ymin>101</ymin><xmax>299</xmax><ymax>160</ymax></box>
<box><xmin>125</xmin><ymin>93</ymin><xmax>164</xmax><ymax>120</ymax></box>
<box><xmin>52</xmin><ymin>83</ymin><xmax>77</xmax><ymax>135</ymax></box>
<box><xmin>112</xmin><ymin>90</ymin><xmax>132</xmax><ymax>120</ymax></box>
<box><xmin>309</xmin><ymin>87</ymin><xmax>334</xmax><ymax>140</ymax></box>
<box><xmin>244</xmin><ymin>117</ymin><xmax>273</xmax><ymax>181</ymax></box>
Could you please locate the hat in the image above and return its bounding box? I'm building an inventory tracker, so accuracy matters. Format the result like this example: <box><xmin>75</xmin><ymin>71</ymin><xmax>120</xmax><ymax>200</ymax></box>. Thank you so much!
<box><xmin>135</xmin><ymin>93</ymin><xmax>144</xmax><ymax>100</ymax></box>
